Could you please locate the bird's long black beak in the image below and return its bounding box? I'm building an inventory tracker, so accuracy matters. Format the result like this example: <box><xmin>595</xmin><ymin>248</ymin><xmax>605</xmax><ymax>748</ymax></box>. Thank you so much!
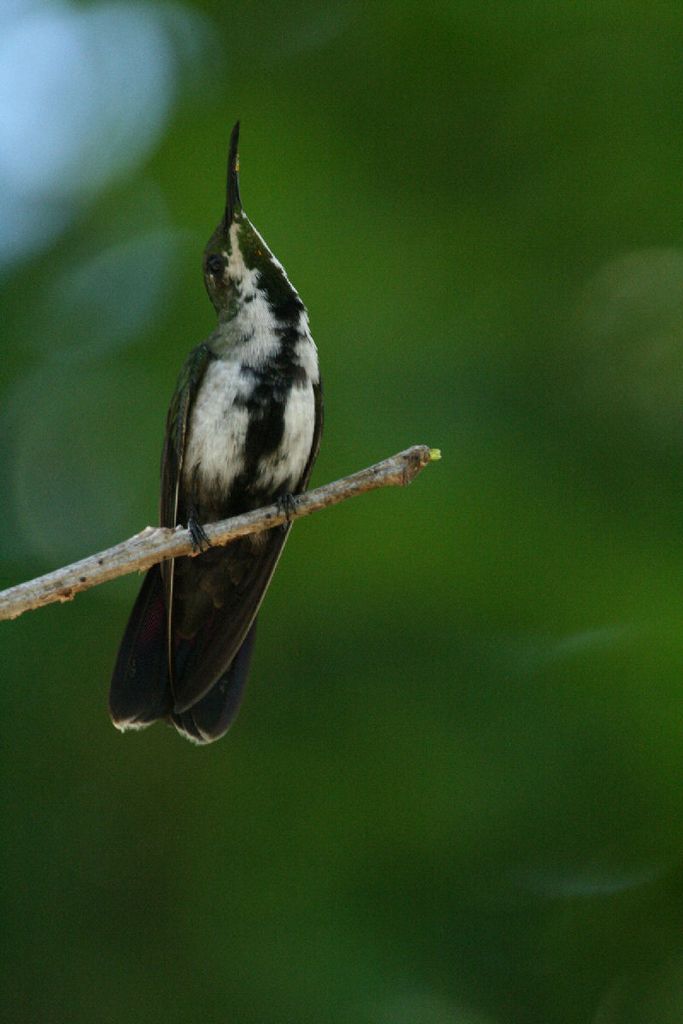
<box><xmin>224</xmin><ymin>120</ymin><xmax>242</xmax><ymax>227</ymax></box>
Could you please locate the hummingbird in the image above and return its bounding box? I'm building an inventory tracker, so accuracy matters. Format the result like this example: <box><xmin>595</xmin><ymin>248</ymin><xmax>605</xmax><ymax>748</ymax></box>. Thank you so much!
<box><xmin>109</xmin><ymin>122</ymin><xmax>323</xmax><ymax>744</ymax></box>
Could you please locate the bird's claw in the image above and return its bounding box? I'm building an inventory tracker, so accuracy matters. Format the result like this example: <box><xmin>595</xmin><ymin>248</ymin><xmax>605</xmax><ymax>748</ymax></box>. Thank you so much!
<box><xmin>277</xmin><ymin>493</ymin><xmax>297</xmax><ymax>524</ymax></box>
<box><xmin>188</xmin><ymin>516</ymin><xmax>211</xmax><ymax>553</ymax></box>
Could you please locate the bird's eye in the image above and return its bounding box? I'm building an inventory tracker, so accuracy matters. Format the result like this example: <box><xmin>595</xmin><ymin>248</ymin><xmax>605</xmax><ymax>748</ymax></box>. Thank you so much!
<box><xmin>206</xmin><ymin>255</ymin><xmax>223</xmax><ymax>276</ymax></box>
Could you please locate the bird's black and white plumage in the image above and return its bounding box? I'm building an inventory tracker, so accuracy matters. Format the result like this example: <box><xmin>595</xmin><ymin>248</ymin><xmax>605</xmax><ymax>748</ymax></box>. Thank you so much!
<box><xmin>109</xmin><ymin>122</ymin><xmax>322</xmax><ymax>744</ymax></box>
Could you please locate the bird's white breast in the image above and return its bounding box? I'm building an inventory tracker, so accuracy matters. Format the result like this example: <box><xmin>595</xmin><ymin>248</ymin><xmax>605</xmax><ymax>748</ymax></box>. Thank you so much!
<box><xmin>182</xmin><ymin>356</ymin><xmax>250</xmax><ymax>493</ymax></box>
<box><xmin>182</xmin><ymin>334</ymin><xmax>318</xmax><ymax>497</ymax></box>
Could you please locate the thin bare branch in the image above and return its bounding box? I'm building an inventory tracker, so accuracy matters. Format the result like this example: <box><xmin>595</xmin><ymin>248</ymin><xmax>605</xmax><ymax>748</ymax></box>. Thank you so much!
<box><xmin>0</xmin><ymin>444</ymin><xmax>439</xmax><ymax>622</ymax></box>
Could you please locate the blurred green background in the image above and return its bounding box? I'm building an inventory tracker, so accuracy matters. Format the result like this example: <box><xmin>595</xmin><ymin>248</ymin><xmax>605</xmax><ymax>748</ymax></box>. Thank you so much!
<box><xmin>3</xmin><ymin>2</ymin><xmax>683</xmax><ymax>1021</ymax></box>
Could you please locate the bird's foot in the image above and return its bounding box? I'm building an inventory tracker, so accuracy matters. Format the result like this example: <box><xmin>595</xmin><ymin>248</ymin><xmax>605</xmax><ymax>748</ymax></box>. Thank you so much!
<box><xmin>188</xmin><ymin>514</ymin><xmax>211</xmax><ymax>553</ymax></box>
<box><xmin>277</xmin><ymin>493</ymin><xmax>297</xmax><ymax>524</ymax></box>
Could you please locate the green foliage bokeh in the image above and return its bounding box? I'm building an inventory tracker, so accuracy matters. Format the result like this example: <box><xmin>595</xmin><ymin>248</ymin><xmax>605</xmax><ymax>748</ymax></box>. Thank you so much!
<box><xmin>3</xmin><ymin>3</ymin><xmax>683</xmax><ymax>1022</ymax></box>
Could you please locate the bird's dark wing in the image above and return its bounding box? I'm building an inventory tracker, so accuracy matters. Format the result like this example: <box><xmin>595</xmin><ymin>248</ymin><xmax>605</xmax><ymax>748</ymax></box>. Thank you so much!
<box><xmin>109</xmin><ymin>564</ymin><xmax>172</xmax><ymax>729</ymax></box>
<box><xmin>109</xmin><ymin>345</ymin><xmax>213</xmax><ymax>733</ymax></box>
<box><xmin>300</xmin><ymin>376</ymin><xmax>323</xmax><ymax>490</ymax></box>
<box><xmin>159</xmin><ymin>342</ymin><xmax>214</xmax><ymax>672</ymax></box>
<box><xmin>160</xmin><ymin>342</ymin><xmax>214</xmax><ymax>533</ymax></box>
